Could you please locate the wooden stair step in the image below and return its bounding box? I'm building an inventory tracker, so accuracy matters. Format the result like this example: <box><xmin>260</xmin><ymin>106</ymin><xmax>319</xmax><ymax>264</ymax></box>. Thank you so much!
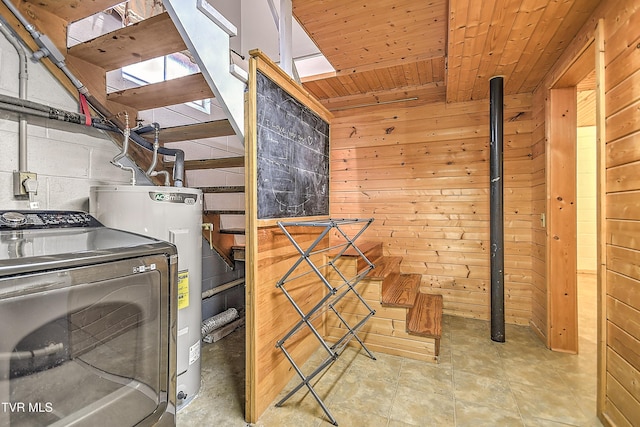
<box><xmin>407</xmin><ymin>293</ymin><xmax>443</xmax><ymax>340</ymax></box>
<box><xmin>342</xmin><ymin>241</ymin><xmax>382</xmax><ymax>260</ymax></box>
<box><xmin>107</xmin><ymin>73</ymin><xmax>213</xmax><ymax>111</ymax></box>
<box><xmin>232</xmin><ymin>245</ymin><xmax>245</xmax><ymax>261</ymax></box>
<box><xmin>138</xmin><ymin>120</ymin><xmax>235</xmax><ymax>144</ymax></box>
<box><xmin>220</xmin><ymin>228</ymin><xmax>245</xmax><ymax>235</ymax></box>
<box><xmin>204</xmin><ymin>210</ymin><xmax>245</xmax><ymax>215</ymax></box>
<box><xmin>382</xmin><ymin>273</ymin><xmax>421</xmax><ymax>308</ymax></box>
<box><xmin>198</xmin><ymin>186</ymin><xmax>245</xmax><ymax>193</ymax></box>
<box><xmin>182</xmin><ymin>156</ymin><xmax>245</xmax><ymax>170</ymax></box>
<box><xmin>68</xmin><ymin>12</ymin><xmax>186</xmax><ymax>71</ymax></box>
<box><xmin>40</xmin><ymin>1</ymin><xmax>124</xmax><ymax>22</ymax></box>
<box><xmin>368</xmin><ymin>256</ymin><xmax>402</xmax><ymax>280</ymax></box>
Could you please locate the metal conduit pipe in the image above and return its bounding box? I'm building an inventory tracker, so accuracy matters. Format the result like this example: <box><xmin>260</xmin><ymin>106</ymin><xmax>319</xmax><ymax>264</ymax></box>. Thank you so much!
<box><xmin>1</xmin><ymin>0</ymin><xmax>87</xmax><ymax>96</ymax></box>
<box><xmin>0</xmin><ymin>18</ymin><xmax>29</xmax><ymax>172</ymax></box>
<box><xmin>0</xmin><ymin>2</ymin><xmax>186</xmax><ymax>186</ymax></box>
<box><xmin>110</xmin><ymin>112</ymin><xmax>136</xmax><ymax>185</ymax></box>
<box><xmin>145</xmin><ymin>123</ymin><xmax>170</xmax><ymax>186</ymax></box>
<box><xmin>0</xmin><ymin>91</ymin><xmax>185</xmax><ymax>186</ymax></box>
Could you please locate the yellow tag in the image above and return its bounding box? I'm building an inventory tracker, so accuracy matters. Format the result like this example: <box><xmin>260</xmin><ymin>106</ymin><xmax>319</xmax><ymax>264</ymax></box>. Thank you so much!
<box><xmin>178</xmin><ymin>271</ymin><xmax>189</xmax><ymax>310</ymax></box>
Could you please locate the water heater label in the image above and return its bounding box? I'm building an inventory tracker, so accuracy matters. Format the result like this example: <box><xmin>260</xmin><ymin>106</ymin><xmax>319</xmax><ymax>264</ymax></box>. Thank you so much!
<box><xmin>178</xmin><ymin>271</ymin><xmax>189</xmax><ymax>310</ymax></box>
<box><xmin>149</xmin><ymin>191</ymin><xmax>199</xmax><ymax>205</ymax></box>
<box><xmin>189</xmin><ymin>341</ymin><xmax>200</xmax><ymax>365</ymax></box>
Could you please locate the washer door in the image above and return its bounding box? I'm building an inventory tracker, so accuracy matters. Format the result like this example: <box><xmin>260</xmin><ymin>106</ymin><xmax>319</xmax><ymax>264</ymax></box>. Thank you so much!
<box><xmin>0</xmin><ymin>253</ymin><xmax>172</xmax><ymax>427</ymax></box>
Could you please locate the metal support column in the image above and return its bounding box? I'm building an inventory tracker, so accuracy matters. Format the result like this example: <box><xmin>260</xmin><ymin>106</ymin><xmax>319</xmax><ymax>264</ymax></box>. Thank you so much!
<box><xmin>490</xmin><ymin>76</ymin><xmax>505</xmax><ymax>343</ymax></box>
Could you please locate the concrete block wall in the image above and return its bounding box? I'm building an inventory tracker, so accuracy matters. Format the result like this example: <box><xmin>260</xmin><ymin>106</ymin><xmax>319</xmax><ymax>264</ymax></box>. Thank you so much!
<box><xmin>0</xmin><ymin>33</ymin><xmax>136</xmax><ymax>211</ymax></box>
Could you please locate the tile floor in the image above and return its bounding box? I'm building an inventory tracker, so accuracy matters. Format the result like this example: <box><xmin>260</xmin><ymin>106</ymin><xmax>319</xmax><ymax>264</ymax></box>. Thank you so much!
<box><xmin>178</xmin><ymin>273</ymin><xmax>601</xmax><ymax>426</ymax></box>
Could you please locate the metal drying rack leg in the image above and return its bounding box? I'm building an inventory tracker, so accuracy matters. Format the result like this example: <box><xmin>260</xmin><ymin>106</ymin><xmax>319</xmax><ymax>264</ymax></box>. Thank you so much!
<box><xmin>274</xmin><ymin>218</ymin><xmax>376</xmax><ymax>426</ymax></box>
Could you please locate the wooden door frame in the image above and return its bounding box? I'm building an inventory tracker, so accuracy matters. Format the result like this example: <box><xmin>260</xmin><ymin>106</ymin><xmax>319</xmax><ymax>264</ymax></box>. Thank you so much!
<box><xmin>546</xmin><ymin>86</ymin><xmax>579</xmax><ymax>353</ymax></box>
<box><xmin>545</xmin><ymin>36</ymin><xmax>602</xmax><ymax>355</ymax></box>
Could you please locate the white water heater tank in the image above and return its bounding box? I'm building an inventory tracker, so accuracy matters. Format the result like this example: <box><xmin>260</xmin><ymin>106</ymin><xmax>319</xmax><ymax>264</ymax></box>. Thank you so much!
<box><xmin>90</xmin><ymin>185</ymin><xmax>202</xmax><ymax>410</ymax></box>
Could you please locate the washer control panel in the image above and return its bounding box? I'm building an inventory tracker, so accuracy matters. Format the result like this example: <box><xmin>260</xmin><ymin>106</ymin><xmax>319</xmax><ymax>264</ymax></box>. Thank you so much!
<box><xmin>0</xmin><ymin>210</ymin><xmax>103</xmax><ymax>230</ymax></box>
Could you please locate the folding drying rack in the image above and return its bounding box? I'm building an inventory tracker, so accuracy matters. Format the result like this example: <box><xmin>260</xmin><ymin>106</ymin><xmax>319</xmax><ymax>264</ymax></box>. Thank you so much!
<box><xmin>274</xmin><ymin>218</ymin><xmax>377</xmax><ymax>426</ymax></box>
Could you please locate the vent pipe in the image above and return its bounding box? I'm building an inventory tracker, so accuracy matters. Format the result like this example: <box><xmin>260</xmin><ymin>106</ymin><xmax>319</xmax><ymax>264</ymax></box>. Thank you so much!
<box><xmin>490</xmin><ymin>76</ymin><xmax>505</xmax><ymax>343</ymax></box>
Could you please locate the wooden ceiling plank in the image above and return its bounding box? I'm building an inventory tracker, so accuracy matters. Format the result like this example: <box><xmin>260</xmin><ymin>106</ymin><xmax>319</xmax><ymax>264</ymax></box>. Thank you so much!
<box><xmin>336</xmin><ymin>75</ymin><xmax>362</xmax><ymax>96</ymax></box>
<box><xmin>22</xmin><ymin>0</ymin><xmax>123</xmax><ymax>22</ymax></box>
<box><xmin>470</xmin><ymin>0</ymin><xmax>519</xmax><ymax>101</ymax></box>
<box><xmin>456</xmin><ymin>0</ymin><xmax>492</xmax><ymax>100</ymax></box>
<box><xmin>522</xmin><ymin>0</ymin><xmax>599</xmax><ymax>92</ymax></box>
<box><xmin>418</xmin><ymin>60</ymin><xmax>435</xmax><ymax>86</ymax></box>
<box><xmin>294</xmin><ymin>0</ymin><xmax>447</xmax><ymax>71</ymax></box>
<box><xmin>445</xmin><ymin>0</ymin><xmax>467</xmax><ymax>102</ymax></box>
<box><xmin>107</xmin><ymin>73</ymin><xmax>213</xmax><ymax>111</ymax></box>
<box><xmin>509</xmin><ymin>0</ymin><xmax>585</xmax><ymax>93</ymax></box>
<box><xmin>68</xmin><ymin>12</ymin><xmax>186</xmax><ymax>71</ymax></box>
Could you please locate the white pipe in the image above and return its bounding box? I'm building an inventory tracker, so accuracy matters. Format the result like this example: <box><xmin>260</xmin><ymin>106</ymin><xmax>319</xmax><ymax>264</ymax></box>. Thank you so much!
<box><xmin>0</xmin><ymin>19</ymin><xmax>29</xmax><ymax>171</ymax></box>
<box><xmin>110</xmin><ymin>112</ymin><xmax>136</xmax><ymax>185</ymax></box>
<box><xmin>145</xmin><ymin>123</ymin><xmax>160</xmax><ymax>175</ymax></box>
<box><xmin>201</xmin><ymin>278</ymin><xmax>245</xmax><ymax>299</ymax></box>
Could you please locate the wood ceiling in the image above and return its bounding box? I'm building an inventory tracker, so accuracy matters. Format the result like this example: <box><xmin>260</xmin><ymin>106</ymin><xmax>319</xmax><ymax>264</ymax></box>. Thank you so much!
<box><xmin>294</xmin><ymin>0</ymin><xmax>602</xmax><ymax>110</ymax></box>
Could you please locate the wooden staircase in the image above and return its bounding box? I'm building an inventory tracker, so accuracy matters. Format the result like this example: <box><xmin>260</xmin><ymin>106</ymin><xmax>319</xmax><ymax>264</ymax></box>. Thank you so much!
<box><xmin>326</xmin><ymin>242</ymin><xmax>443</xmax><ymax>362</ymax></box>
<box><xmin>0</xmin><ymin>1</ymin><xmax>246</xmax><ymax>267</ymax></box>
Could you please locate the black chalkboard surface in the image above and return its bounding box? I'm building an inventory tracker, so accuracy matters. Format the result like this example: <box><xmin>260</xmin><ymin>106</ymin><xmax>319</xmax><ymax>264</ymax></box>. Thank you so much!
<box><xmin>256</xmin><ymin>70</ymin><xmax>330</xmax><ymax>219</ymax></box>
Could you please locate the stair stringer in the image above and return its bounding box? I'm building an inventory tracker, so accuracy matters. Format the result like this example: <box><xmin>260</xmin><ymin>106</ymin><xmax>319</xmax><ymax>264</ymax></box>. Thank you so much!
<box><xmin>164</xmin><ymin>0</ymin><xmax>246</xmax><ymax>139</ymax></box>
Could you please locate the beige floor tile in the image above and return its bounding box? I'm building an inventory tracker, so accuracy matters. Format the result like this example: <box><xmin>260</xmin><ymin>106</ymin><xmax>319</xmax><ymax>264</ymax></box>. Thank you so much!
<box><xmin>398</xmin><ymin>358</ymin><xmax>453</xmax><ymax>397</ymax></box>
<box><xmin>390</xmin><ymin>384</ymin><xmax>455</xmax><ymax>426</ymax></box>
<box><xmin>454</xmin><ymin>371</ymin><xmax>519</xmax><ymax>413</ymax></box>
<box><xmin>452</xmin><ymin>348</ymin><xmax>507</xmax><ymax>380</ymax></box>
<box><xmin>180</xmin><ymin>297</ymin><xmax>603</xmax><ymax>427</ymax></box>
<box><xmin>510</xmin><ymin>381</ymin><xmax>591</xmax><ymax>426</ymax></box>
<box><xmin>455</xmin><ymin>400</ymin><xmax>524</xmax><ymax>427</ymax></box>
<box><xmin>328</xmin><ymin>372</ymin><xmax>396</xmax><ymax>419</ymax></box>
<box><xmin>502</xmin><ymin>359</ymin><xmax>569</xmax><ymax>393</ymax></box>
<box><xmin>348</xmin><ymin>351</ymin><xmax>403</xmax><ymax>384</ymax></box>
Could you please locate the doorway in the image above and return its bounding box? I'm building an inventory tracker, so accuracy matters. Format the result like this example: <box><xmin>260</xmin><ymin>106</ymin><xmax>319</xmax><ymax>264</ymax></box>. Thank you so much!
<box><xmin>546</xmin><ymin>39</ymin><xmax>598</xmax><ymax>353</ymax></box>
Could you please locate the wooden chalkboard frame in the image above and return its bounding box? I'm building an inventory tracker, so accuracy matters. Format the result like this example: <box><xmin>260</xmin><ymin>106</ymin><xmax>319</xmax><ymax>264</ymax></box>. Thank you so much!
<box><xmin>247</xmin><ymin>51</ymin><xmax>332</xmax><ymax>223</ymax></box>
<box><xmin>244</xmin><ymin>50</ymin><xmax>334</xmax><ymax>423</ymax></box>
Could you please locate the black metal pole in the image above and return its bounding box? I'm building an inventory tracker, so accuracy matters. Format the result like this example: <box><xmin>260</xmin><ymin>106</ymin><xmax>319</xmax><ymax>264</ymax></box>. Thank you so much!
<box><xmin>490</xmin><ymin>76</ymin><xmax>505</xmax><ymax>342</ymax></box>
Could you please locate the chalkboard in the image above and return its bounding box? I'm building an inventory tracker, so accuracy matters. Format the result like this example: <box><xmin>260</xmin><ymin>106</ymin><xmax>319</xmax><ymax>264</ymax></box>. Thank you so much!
<box><xmin>256</xmin><ymin>70</ymin><xmax>330</xmax><ymax>219</ymax></box>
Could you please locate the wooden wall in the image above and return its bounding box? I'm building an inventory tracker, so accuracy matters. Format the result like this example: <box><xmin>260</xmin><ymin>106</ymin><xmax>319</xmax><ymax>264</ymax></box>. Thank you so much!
<box><xmin>245</xmin><ymin>225</ymin><xmax>328</xmax><ymax>421</ymax></box>
<box><xmin>602</xmin><ymin>2</ymin><xmax>640</xmax><ymax>425</ymax></box>
<box><xmin>533</xmin><ymin>0</ymin><xmax>640</xmax><ymax>423</ymax></box>
<box><xmin>530</xmin><ymin>88</ymin><xmax>547</xmax><ymax>340</ymax></box>
<box><xmin>330</xmin><ymin>94</ymin><xmax>534</xmax><ymax>325</ymax></box>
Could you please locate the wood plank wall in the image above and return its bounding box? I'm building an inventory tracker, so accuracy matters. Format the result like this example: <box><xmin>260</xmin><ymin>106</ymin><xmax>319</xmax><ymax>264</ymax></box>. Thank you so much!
<box><xmin>602</xmin><ymin>3</ymin><xmax>640</xmax><ymax>425</ymax></box>
<box><xmin>530</xmin><ymin>88</ymin><xmax>547</xmax><ymax>340</ymax></box>
<box><xmin>534</xmin><ymin>0</ymin><xmax>640</xmax><ymax>423</ymax></box>
<box><xmin>330</xmin><ymin>94</ymin><xmax>534</xmax><ymax>325</ymax></box>
<box><xmin>245</xmin><ymin>226</ymin><xmax>328</xmax><ymax>421</ymax></box>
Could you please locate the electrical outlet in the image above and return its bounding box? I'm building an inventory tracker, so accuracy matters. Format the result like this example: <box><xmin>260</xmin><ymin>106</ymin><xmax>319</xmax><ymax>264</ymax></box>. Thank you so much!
<box><xmin>13</xmin><ymin>171</ymin><xmax>37</xmax><ymax>196</ymax></box>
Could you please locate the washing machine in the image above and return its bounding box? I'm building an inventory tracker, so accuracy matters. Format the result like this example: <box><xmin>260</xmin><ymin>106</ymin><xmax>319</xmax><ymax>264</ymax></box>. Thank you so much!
<box><xmin>0</xmin><ymin>210</ymin><xmax>176</xmax><ymax>427</ymax></box>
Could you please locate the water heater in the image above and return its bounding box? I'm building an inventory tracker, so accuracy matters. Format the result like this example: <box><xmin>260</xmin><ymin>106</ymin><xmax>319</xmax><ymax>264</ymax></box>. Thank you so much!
<box><xmin>90</xmin><ymin>185</ymin><xmax>202</xmax><ymax>410</ymax></box>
